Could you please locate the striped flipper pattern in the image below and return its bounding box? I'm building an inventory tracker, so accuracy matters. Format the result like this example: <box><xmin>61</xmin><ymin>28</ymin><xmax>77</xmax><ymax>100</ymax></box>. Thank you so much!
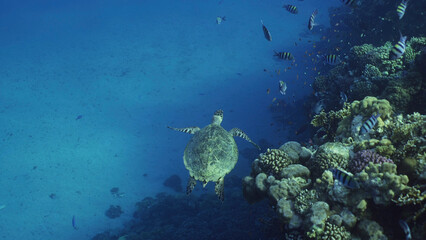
<box><xmin>167</xmin><ymin>126</ymin><xmax>200</xmax><ymax>134</ymax></box>
<box><xmin>230</xmin><ymin>128</ymin><xmax>261</xmax><ymax>150</ymax></box>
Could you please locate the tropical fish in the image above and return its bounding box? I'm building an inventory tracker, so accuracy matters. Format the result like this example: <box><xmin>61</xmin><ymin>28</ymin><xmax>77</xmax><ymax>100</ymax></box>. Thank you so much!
<box><xmin>261</xmin><ymin>20</ymin><xmax>272</xmax><ymax>41</ymax></box>
<box><xmin>216</xmin><ymin>16</ymin><xmax>226</xmax><ymax>24</ymax></box>
<box><xmin>75</xmin><ymin>115</ymin><xmax>83</xmax><ymax>120</ymax></box>
<box><xmin>317</xmin><ymin>54</ymin><xmax>341</xmax><ymax>65</ymax></box>
<box><xmin>397</xmin><ymin>0</ymin><xmax>408</xmax><ymax>20</ymax></box>
<box><xmin>279</xmin><ymin>81</ymin><xmax>287</xmax><ymax>95</ymax></box>
<box><xmin>341</xmin><ymin>0</ymin><xmax>356</xmax><ymax>6</ymax></box>
<box><xmin>359</xmin><ymin>113</ymin><xmax>380</xmax><ymax>135</ymax></box>
<box><xmin>274</xmin><ymin>51</ymin><xmax>294</xmax><ymax>60</ymax></box>
<box><xmin>72</xmin><ymin>215</ymin><xmax>78</xmax><ymax>230</ymax></box>
<box><xmin>390</xmin><ymin>32</ymin><xmax>407</xmax><ymax>60</ymax></box>
<box><xmin>283</xmin><ymin>5</ymin><xmax>298</xmax><ymax>14</ymax></box>
<box><xmin>308</xmin><ymin>9</ymin><xmax>318</xmax><ymax>30</ymax></box>
<box><xmin>330</xmin><ymin>168</ymin><xmax>360</xmax><ymax>189</ymax></box>
<box><xmin>313</xmin><ymin>99</ymin><xmax>325</xmax><ymax>114</ymax></box>
<box><xmin>339</xmin><ymin>92</ymin><xmax>348</xmax><ymax>105</ymax></box>
<box><xmin>399</xmin><ymin>219</ymin><xmax>412</xmax><ymax>240</ymax></box>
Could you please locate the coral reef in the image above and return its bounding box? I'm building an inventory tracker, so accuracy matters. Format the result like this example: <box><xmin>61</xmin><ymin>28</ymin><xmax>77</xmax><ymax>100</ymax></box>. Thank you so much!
<box><xmin>309</xmin><ymin>142</ymin><xmax>351</xmax><ymax>177</ymax></box>
<box><xmin>358</xmin><ymin>162</ymin><xmax>409</xmax><ymax>205</ymax></box>
<box><xmin>243</xmin><ymin>134</ymin><xmax>425</xmax><ymax>239</ymax></box>
<box><xmin>105</xmin><ymin>205</ymin><xmax>123</xmax><ymax>219</ymax></box>
<box><xmin>93</xmin><ymin>179</ymin><xmax>278</xmax><ymax>240</ymax></box>
<box><xmin>163</xmin><ymin>174</ymin><xmax>183</xmax><ymax>192</ymax></box>
<box><xmin>312</xmin><ymin>37</ymin><xmax>426</xmax><ymax>114</ymax></box>
<box><xmin>348</xmin><ymin>150</ymin><xmax>393</xmax><ymax>173</ymax></box>
<box><xmin>254</xmin><ymin>149</ymin><xmax>293</xmax><ymax>178</ymax></box>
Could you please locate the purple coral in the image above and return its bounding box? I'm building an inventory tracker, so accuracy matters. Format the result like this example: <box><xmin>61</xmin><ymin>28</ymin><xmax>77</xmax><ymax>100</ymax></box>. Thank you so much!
<box><xmin>349</xmin><ymin>150</ymin><xmax>393</xmax><ymax>173</ymax></box>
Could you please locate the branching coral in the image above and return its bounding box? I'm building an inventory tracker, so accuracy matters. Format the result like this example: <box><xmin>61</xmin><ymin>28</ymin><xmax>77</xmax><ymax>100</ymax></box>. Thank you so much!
<box><xmin>254</xmin><ymin>149</ymin><xmax>294</xmax><ymax>178</ymax></box>
<box><xmin>393</xmin><ymin>186</ymin><xmax>426</xmax><ymax>206</ymax></box>
<box><xmin>311</xmin><ymin>105</ymin><xmax>351</xmax><ymax>142</ymax></box>
<box><xmin>348</xmin><ymin>150</ymin><xmax>393</xmax><ymax>173</ymax></box>
<box><xmin>294</xmin><ymin>189</ymin><xmax>318</xmax><ymax>215</ymax></box>
<box><xmin>320</xmin><ymin>221</ymin><xmax>351</xmax><ymax>240</ymax></box>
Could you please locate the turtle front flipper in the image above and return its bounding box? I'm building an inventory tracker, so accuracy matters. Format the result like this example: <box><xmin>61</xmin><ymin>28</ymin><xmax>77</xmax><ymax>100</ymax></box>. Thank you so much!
<box><xmin>167</xmin><ymin>126</ymin><xmax>200</xmax><ymax>134</ymax></box>
<box><xmin>230</xmin><ymin>128</ymin><xmax>261</xmax><ymax>150</ymax></box>
<box><xmin>186</xmin><ymin>176</ymin><xmax>196</xmax><ymax>195</ymax></box>
<box><xmin>215</xmin><ymin>177</ymin><xmax>225</xmax><ymax>202</ymax></box>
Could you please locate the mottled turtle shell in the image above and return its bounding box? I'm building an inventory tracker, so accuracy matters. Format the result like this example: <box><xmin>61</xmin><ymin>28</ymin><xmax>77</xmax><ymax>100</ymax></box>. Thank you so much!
<box><xmin>184</xmin><ymin>124</ymin><xmax>238</xmax><ymax>184</ymax></box>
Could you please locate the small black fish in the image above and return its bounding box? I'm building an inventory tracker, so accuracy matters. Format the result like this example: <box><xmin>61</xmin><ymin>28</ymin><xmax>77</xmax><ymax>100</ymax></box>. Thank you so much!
<box><xmin>261</xmin><ymin>19</ymin><xmax>272</xmax><ymax>41</ymax></box>
<box><xmin>76</xmin><ymin>115</ymin><xmax>83</xmax><ymax>120</ymax></box>
<box><xmin>341</xmin><ymin>0</ymin><xmax>356</xmax><ymax>6</ymax></box>
<box><xmin>72</xmin><ymin>215</ymin><xmax>78</xmax><ymax>230</ymax></box>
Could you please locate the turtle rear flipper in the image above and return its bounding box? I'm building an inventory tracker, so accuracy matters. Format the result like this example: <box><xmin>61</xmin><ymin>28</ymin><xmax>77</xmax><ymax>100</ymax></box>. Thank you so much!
<box><xmin>167</xmin><ymin>126</ymin><xmax>200</xmax><ymax>134</ymax></box>
<box><xmin>186</xmin><ymin>176</ymin><xmax>196</xmax><ymax>195</ymax></box>
<box><xmin>230</xmin><ymin>128</ymin><xmax>261</xmax><ymax>150</ymax></box>
<box><xmin>215</xmin><ymin>177</ymin><xmax>224</xmax><ymax>202</ymax></box>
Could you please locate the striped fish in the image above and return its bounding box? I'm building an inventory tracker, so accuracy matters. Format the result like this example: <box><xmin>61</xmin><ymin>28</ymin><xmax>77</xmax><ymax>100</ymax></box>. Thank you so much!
<box><xmin>279</xmin><ymin>80</ymin><xmax>287</xmax><ymax>95</ymax></box>
<box><xmin>399</xmin><ymin>220</ymin><xmax>412</xmax><ymax>240</ymax></box>
<box><xmin>359</xmin><ymin>113</ymin><xmax>380</xmax><ymax>135</ymax></box>
<box><xmin>317</xmin><ymin>54</ymin><xmax>340</xmax><ymax>65</ymax></box>
<box><xmin>283</xmin><ymin>5</ymin><xmax>298</xmax><ymax>14</ymax></box>
<box><xmin>397</xmin><ymin>0</ymin><xmax>409</xmax><ymax>20</ymax></box>
<box><xmin>341</xmin><ymin>0</ymin><xmax>356</xmax><ymax>6</ymax></box>
<box><xmin>261</xmin><ymin>20</ymin><xmax>272</xmax><ymax>41</ymax></box>
<box><xmin>308</xmin><ymin>9</ymin><xmax>318</xmax><ymax>30</ymax></box>
<box><xmin>331</xmin><ymin>168</ymin><xmax>360</xmax><ymax>189</ymax></box>
<box><xmin>274</xmin><ymin>51</ymin><xmax>294</xmax><ymax>60</ymax></box>
<box><xmin>390</xmin><ymin>32</ymin><xmax>407</xmax><ymax>60</ymax></box>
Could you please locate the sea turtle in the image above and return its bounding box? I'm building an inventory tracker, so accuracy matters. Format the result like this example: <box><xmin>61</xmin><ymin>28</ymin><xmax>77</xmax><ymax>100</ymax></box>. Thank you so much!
<box><xmin>168</xmin><ymin>109</ymin><xmax>260</xmax><ymax>201</ymax></box>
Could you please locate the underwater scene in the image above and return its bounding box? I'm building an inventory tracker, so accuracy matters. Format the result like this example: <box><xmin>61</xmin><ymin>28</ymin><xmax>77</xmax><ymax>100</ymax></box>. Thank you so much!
<box><xmin>0</xmin><ymin>0</ymin><xmax>425</xmax><ymax>239</ymax></box>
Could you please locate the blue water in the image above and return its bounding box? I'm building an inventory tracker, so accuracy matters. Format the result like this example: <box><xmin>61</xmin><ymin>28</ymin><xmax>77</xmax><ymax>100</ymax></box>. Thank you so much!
<box><xmin>0</xmin><ymin>0</ymin><xmax>340</xmax><ymax>239</ymax></box>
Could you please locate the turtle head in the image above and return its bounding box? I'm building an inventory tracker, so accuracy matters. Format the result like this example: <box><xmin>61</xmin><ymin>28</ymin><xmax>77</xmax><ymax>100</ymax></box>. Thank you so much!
<box><xmin>212</xmin><ymin>109</ymin><xmax>223</xmax><ymax>125</ymax></box>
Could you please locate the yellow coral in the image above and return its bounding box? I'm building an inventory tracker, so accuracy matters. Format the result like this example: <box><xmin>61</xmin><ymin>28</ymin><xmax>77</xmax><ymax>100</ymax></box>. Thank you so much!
<box><xmin>350</xmin><ymin>96</ymin><xmax>392</xmax><ymax>119</ymax></box>
<box><xmin>257</xmin><ymin>149</ymin><xmax>293</xmax><ymax>178</ymax></box>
